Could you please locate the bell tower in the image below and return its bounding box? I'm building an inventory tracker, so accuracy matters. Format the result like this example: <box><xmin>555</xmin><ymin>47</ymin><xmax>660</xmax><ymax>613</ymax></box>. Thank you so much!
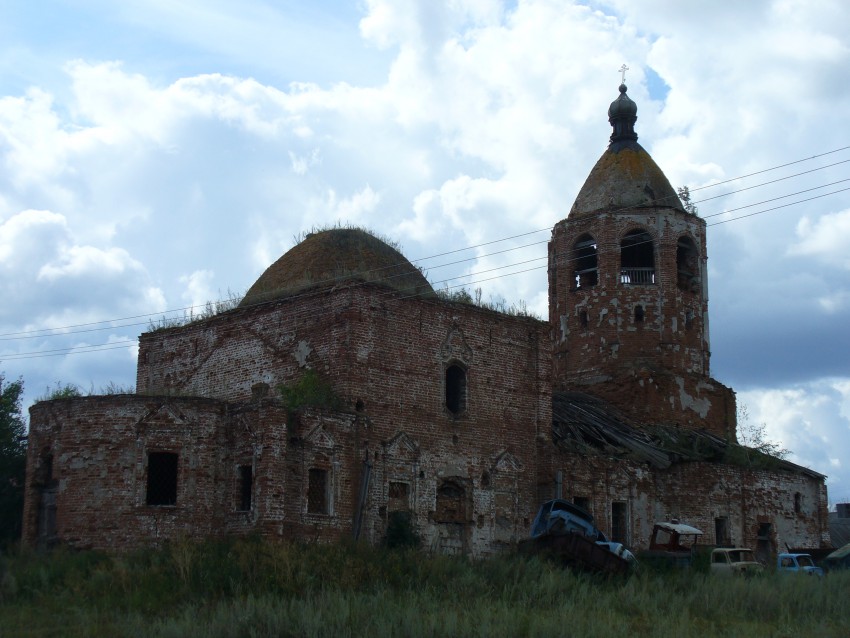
<box><xmin>548</xmin><ymin>81</ymin><xmax>735</xmax><ymax>436</ymax></box>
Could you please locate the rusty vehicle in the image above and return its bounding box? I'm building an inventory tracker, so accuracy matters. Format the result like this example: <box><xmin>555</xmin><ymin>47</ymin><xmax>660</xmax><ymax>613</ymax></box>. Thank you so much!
<box><xmin>638</xmin><ymin>520</ymin><xmax>704</xmax><ymax>568</ymax></box>
<box><xmin>709</xmin><ymin>547</ymin><xmax>764</xmax><ymax>576</ymax></box>
<box><xmin>518</xmin><ymin>499</ymin><xmax>635</xmax><ymax>575</ymax></box>
<box><xmin>777</xmin><ymin>553</ymin><xmax>824</xmax><ymax>577</ymax></box>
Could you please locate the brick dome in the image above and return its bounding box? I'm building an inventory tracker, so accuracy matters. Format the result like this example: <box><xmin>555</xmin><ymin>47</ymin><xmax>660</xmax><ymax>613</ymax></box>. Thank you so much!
<box><xmin>240</xmin><ymin>228</ymin><xmax>434</xmax><ymax>307</ymax></box>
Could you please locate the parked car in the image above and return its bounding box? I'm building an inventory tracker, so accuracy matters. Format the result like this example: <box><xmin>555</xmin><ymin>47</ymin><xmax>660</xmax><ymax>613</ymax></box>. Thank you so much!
<box><xmin>637</xmin><ymin>520</ymin><xmax>703</xmax><ymax>568</ymax></box>
<box><xmin>529</xmin><ymin>499</ymin><xmax>603</xmax><ymax>539</ymax></box>
<box><xmin>519</xmin><ymin>499</ymin><xmax>635</xmax><ymax>575</ymax></box>
<box><xmin>777</xmin><ymin>553</ymin><xmax>824</xmax><ymax>577</ymax></box>
<box><xmin>709</xmin><ymin>547</ymin><xmax>764</xmax><ymax>576</ymax></box>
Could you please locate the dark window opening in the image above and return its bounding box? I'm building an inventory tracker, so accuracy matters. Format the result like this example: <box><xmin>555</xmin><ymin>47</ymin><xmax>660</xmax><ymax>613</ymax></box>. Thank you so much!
<box><xmin>573</xmin><ymin>496</ymin><xmax>590</xmax><ymax>513</ymax></box>
<box><xmin>308</xmin><ymin>468</ymin><xmax>329</xmax><ymax>514</ymax></box>
<box><xmin>445</xmin><ymin>364</ymin><xmax>467</xmax><ymax>415</ymax></box>
<box><xmin>388</xmin><ymin>481</ymin><xmax>410</xmax><ymax>512</ymax></box>
<box><xmin>579</xmin><ymin>310</ymin><xmax>588</xmax><ymax>329</ymax></box>
<box><xmin>677</xmin><ymin>236</ymin><xmax>700</xmax><ymax>292</ymax></box>
<box><xmin>573</xmin><ymin>234</ymin><xmax>598</xmax><ymax>289</ymax></box>
<box><xmin>146</xmin><ymin>452</ymin><xmax>178</xmax><ymax>506</ymax></box>
<box><xmin>715</xmin><ymin>517</ymin><xmax>730</xmax><ymax>545</ymax></box>
<box><xmin>37</xmin><ymin>486</ymin><xmax>57</xmax><ymax>544</ymax></box>
<box><xmin>620</xmin><ymin>229</ymin><xmax>655</xmax><ymax>284</ymax></box>
<box><xmin>436</xmin><ymin>481</ymin><xmax>466</xmax><ymax>523</ymax></box>
<box><xmin>794</xmin><ymin>492</ymin><xmax>802</xmax><ymax>514</ymax></box>
<box><xmin>685</xmin><ymin>310</ymin><xmax>694</xmax><ymax>329</ymax></box>
<box><xmin>37</xmin><ymin>452</ymin><xmax>55</xmax><ymax>486</ymax></box>
<box><xmin>238</xmin><ymin>465</ymin><xmax>253</xmax><ymax>511</ymax></box>
<box><xmin>634</xmin><ymin>305</ymin><xmax>644</xmax><ymax>323</ymax></box>
<box><xmin>611</xmin><ymin>501</ymin><xmax>627</xmax><ymax>543</ymax></box>
<box><xmin>755</xmin><ymin>522</ymin><xmax>774</xmax><ymax>563</ymax></box>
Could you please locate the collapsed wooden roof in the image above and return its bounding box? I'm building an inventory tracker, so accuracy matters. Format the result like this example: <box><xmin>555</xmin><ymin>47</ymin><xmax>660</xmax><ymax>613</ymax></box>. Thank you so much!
<box><xmin>552</xmin><ymin>391</ymin><xmax>824</xmax><ymax>479</ymax></box>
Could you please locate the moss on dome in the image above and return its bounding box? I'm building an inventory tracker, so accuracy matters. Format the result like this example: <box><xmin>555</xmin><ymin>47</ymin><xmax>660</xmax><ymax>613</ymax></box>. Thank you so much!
<box><xmin>240</xmin><ymin>228</ymin><xmax>434</xmax><ymax>307</ymax></box>
<box><xmin>569</xmin><ymin>142</ymin><xmax>685</xmax><ymax>218</ymax></box>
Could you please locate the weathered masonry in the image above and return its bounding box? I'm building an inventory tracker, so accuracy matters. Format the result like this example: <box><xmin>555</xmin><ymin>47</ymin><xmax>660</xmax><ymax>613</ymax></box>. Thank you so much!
<box><xmin>24</xmin><ymin>84</ymin><xmax>829</xmax><ymax>555</ymax></box>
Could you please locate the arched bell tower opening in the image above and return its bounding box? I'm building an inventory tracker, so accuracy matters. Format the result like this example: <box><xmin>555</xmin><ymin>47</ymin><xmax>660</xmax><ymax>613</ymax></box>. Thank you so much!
<box><xmin>620</xmin><ymin>229</ymin><xmax>655</xmax><ymax>285</ymax></box>
<box><xmin>548</xmin><ymin>82</ymin><xmax>735</xmax><ymax>437</ymax></box>
<box><xmin>572</xmin><ymin>234</ymin><xmax>598</xmax><ymax>289</ymax></box>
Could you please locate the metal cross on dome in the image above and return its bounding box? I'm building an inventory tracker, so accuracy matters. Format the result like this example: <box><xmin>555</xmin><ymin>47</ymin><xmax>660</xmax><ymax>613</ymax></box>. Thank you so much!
<box><xmin>619</xmin><ymin>64</ymin><xmax>629</xmax><ymax>84</ymax></box>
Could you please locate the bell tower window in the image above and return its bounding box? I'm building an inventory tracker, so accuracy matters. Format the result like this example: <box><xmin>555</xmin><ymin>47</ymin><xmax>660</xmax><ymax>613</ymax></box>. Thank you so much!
<box><xmin>677</xmin><ymin>236</ymin><xmax>700</xmax><ymax>292</ymax></box>
<box><xmin>573</xmin><ymin>234</ymin><xmax>598</xmax><ymax>289</ymax></box>
<box><xmin>620</xmin><ymin>229</ymin><xmax>655</xmax><ymax>285</ymax></box>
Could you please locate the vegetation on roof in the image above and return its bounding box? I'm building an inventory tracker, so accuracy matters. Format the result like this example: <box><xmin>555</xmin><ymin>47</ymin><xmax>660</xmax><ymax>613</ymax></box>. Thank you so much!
<box><xmin>146</xmin><ymin>289</ymin><xmax>244</xmax><ymax>333</ymax></box>
<box><xmin>240</xmin><ymin>225</ymin><xmax>434</xmax><ymax>308</ymax></box>
<box><xmin>552</xmin><ymin>392</ymin><xmax>816</xmax><ymax>477</ymax></box>
<box><xmin>279</xmin><ymin>368</ymin><xmax>345</xmax><ymax>417</ymax></box>
<box><xmin>434</xmin><ymin>285</ymin><xmax>541</xmax><ymax>319</ymax></box>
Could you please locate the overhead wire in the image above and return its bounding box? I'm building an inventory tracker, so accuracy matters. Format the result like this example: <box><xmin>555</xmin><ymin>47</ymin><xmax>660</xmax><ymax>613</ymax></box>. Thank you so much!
<box><xmin>4</xmin><ymin>145</ymin><xmax>847</xmax><ymax>342</ymax></box>
<box><xmin>2</xmin><ymin>145</ymin><xmax>849</xmax><ymax>361</ymax></box>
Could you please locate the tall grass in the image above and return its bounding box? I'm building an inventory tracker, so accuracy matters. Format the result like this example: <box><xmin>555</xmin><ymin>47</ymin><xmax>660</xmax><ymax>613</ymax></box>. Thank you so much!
<box><xmin>1</xmin><ymin>537</ymin><xmax>847</xmax><ymax>637</ymax></box>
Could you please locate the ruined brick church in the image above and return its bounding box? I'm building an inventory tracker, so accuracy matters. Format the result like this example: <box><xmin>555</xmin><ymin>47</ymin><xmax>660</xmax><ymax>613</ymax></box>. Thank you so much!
<box><xmin>23</xmin><ymin>84</ymin><xmax>830</xmax><ymax>556</ymax></box>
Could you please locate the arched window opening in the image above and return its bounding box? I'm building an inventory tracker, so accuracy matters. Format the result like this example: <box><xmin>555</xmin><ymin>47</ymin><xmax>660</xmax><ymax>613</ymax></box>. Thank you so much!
<box><xmin>436</xmin><ymin>481</ymin><xmax>466</xmax><ymax>523</ymax></box>
<box><xmin>579</xmin><ymin>310</ymin><xmax>589</xmax><ymax>329</ymax></box>
<box><xmin>445</xmin><ymin>364</ymin><xmax>467</xmax><ymax>415</ymax></box>
<box><xmin>573</xmin><ymin>234</ymin><xmax>598</xmax><ymax>289</ymax></box>
<box><xmin>620</xmin><ymin>229</ymin><xmax>655</xmax><ymax>284</ymax></box>
<box><xmin>634</xmin><ymin>305</ymin><xmax>644</xmax><ymax>323</ymax></box>
<box><xmin>677</xmin><ymin>236</ymin><xmax>700</xmax><ymax>292</ymax></box>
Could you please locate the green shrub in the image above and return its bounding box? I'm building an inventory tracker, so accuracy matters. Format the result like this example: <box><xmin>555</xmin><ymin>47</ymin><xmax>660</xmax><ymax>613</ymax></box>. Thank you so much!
<box><xmin>383</xmin><ymin>511</ymin><xmax>421</xmax><ymax>550</ymax></box>
<box><xmin>279</xmin><ymin>369</ymin><xmax>344</xmax><ymax>415</ymax></box>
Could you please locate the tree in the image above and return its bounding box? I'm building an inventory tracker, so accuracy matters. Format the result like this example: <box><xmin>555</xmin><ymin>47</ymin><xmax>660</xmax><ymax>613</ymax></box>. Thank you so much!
<box><xmin>0</xmin><ymin>373</ymin><xmax>27</xmax><ymax>544</ymax></box>
<box><xmin>677</xmin><ymin>185</ymin><xmax>699</xmax><ymax>216</ymax></box>
<box><xmin>737</xmin><ymin>404</ymin><xmax>790</xmax><ymax>460</ymax></box>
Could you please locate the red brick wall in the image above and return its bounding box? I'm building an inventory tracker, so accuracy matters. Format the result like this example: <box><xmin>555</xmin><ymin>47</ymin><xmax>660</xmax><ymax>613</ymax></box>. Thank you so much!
<box><xmin>27</xmin><ymin>286</ymin><xmax>552</xmax><ymax>555</ymax></box>
<box><xmin>548</xmin><ymin>209</ymin><xmax>734</xmax><ymax>436</ymax></box>
<box><xmin>544</xmin><ymin>448</ymin><xmax>829</xmax><ymax>551</ymax></box>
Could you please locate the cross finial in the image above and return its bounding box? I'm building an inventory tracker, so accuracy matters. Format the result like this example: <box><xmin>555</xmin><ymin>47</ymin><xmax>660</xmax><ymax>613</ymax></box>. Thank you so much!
<box><xmin>619</xmin><ymin>64</ymin><xmax>629</xmax><ymax>85</ymax></box>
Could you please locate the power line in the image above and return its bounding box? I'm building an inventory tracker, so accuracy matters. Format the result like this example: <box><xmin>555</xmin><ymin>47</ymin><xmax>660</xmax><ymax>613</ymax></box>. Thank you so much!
<box><xmin>6</xmin><ymin>175</ymin><xmax>847</xmax><ymax>363</ymax></box>
<box><xmin>2</xmin><ymin>146</ymin><xmax>848</xmax><ymax>355</ymax></box>
<box><xmin>4</xmin><ymin>145</ymin><xmax>846</xmax><ymax>342</ymax></box>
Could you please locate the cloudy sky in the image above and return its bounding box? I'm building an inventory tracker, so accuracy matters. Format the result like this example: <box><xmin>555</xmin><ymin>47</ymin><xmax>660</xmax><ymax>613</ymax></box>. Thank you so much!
<box><xmin>1</xmin><ymin>1</ymin><xmax>849</xmax><ymax>505</ymax></box>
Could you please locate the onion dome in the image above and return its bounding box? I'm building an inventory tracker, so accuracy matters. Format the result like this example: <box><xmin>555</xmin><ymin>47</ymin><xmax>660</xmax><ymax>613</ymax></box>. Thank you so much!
<box><xmin>608</xmin><ymin>83</ymin><xmax>638</xmax><ymax>145</ymax></box>
<box><xmin>569</xmin><ymin>83</ymin><xmax>684</xmax><ymax>218</ymax></box>
<box><xmin>240</xmin><ymin>228</ymin><xmax>434</xmax><ymax>307</ymax></box>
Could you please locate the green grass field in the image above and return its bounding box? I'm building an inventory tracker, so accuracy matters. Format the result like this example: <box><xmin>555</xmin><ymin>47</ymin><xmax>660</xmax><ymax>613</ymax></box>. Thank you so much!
<box><xmin>1</xmin><ymin>537</ymin><xmax>847</xmax><ymax>637</ymax></box>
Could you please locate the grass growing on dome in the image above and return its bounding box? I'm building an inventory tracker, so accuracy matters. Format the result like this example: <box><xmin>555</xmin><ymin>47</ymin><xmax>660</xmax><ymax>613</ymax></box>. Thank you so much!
<box><xmin>292</xmin><ymin>222</ymin><xmax>406</xmax><ymax>254</ymax></box>
<box><xmin>241</xmin><ymin>224</ymin><xmax>435</xmax><ymax>307</ymax></box>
